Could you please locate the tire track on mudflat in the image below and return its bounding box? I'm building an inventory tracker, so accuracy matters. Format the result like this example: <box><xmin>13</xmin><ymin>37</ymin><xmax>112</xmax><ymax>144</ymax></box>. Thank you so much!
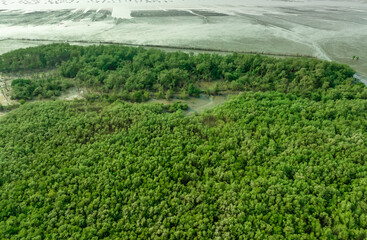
<box><xmin>235</xmin><ymin>12</ymin><xmax>331</xmax><ymax>61</ymax></box>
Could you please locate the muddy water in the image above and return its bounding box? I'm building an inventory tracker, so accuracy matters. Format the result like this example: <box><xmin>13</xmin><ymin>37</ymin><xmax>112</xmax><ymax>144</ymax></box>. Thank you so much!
<box><xmin>0</xmin><ymin>66</ymin><xmax>229</xmax><ymax>114</ymax></box>
<box><xmin>186</xmin><ymin>94</ymin><xmax>228</xmax><ymax>114</ymax></box>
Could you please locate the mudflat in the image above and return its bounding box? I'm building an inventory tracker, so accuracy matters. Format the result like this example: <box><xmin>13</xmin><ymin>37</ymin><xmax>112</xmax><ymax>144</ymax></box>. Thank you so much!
<box><xmin>0</xmin><ymin>0</ymin><xmax>366</xmax><ymax>75</ymax></box>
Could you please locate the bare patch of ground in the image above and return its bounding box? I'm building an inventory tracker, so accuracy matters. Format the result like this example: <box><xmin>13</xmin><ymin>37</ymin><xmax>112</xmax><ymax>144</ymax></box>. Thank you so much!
<box><xmin>0</xmin><ymin>75</ymin><xmax>15</xmax><ymax>118</ymax></box>
<box><xmin>58</xmin><ymin>87</ymin><xmax>85</xmax><ymax>101</ymax></box>
<box><xmin>149</xmin><ymin>94</ymin><xmax>230</xmax><ymax>115</ymax></box>
<box><xmin>0</xmin><ymin>74</ymin><xmax>15</xmax><ymax>106</ymax></box>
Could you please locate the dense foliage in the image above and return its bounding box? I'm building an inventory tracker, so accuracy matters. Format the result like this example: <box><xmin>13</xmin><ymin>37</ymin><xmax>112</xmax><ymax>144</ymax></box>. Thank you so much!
<box><xmin>1</xmin><ymin>44</ymin><xmax>365</xmax><ymax>102</ymax></box>
<box><xmin>1</xmin><ymin>91</ymin><xmax>367</xmax><ymax>239</ymax></box>
<box><xmin>0</xmin><ymin>44</ymin><xmax>77</xmax><ymax>72</ymax></box>
<box><xmin>10</xmin><ymin>77</ymin><xmax>73</xmax><ymax>100</ymax></box>
<box><xmin>1</xmin><ymin>44</ymin><xmax>367</xmax><ymax>239</ymax></box>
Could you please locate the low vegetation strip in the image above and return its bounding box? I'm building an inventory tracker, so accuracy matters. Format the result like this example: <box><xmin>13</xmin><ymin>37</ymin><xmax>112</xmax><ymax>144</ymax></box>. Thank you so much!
<box><xmin>1</xmin><ymin>38</ymin><xmax>317</xmax><ymax>58</ymax></box>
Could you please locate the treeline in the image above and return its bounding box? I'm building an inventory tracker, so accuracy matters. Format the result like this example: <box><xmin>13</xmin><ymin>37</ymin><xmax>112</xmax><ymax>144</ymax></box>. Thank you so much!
<box><xmin>0</xmin><ymin>92</ymin><xmax>367</xmax><ymax>239</ymax></box>
<box><xmin>0</xmin><ymin>43</ymin><xmax>79</xmax><ymax>72</ymax></box>
<box><xmin>1</xmin><ymin>44</ymin><xmax>366</xmax><ymax>102</ymax></box>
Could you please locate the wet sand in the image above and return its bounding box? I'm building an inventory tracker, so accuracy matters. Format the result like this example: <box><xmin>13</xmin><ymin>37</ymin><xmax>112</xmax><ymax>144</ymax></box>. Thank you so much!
<box><xmin>0</xmin><ymin>0</ymin><xmax>366</xmax><ymax>75</ymax></box>
<box><xmin>354</xmin><ymin>73</ymin><xmax>367</xmax><ymax>86</ymax></box>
